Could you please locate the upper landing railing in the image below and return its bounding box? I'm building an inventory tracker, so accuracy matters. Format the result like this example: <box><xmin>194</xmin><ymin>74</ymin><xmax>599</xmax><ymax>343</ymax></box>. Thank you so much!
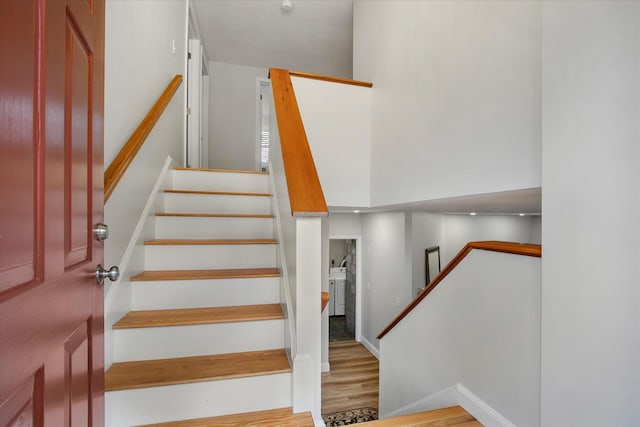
<box><xmin>378</xmin><ymin>241</ymin><xmax>542</xmax><ymax>339</ymax></box>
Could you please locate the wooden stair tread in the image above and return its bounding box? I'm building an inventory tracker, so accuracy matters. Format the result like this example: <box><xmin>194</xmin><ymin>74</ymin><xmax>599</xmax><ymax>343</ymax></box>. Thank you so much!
<box><xmin>455</xmin><ymin>422</ymin><xmax>483</xmax><ymax>427</ymax></box>
<box><xmin>130</xmin><ymin>268</ymin><xmax>281</xmax><ymax>281</ymax></box>
<box><xmin>137</xmin><ymin>407</ymin><xmax>313</xmax><ymax>427</ymax></box>
<box><xmin>105</xmin><ymin>349</ymin><xmax>290</xmax><ymax>391</ymax></box>
<box><xmin>144</xmin><ymin>239</ymin><xmax>277</xmax><ymax>245</ymax></box>
<box><xmin>156</xmin><ymin>212</ymin><xmax>273</xmax><ymax>218</ymax></box>
<box><xmin>113</xmin><ymin>304</ymin><xmax>284</xmax><ymax>329</ymax></box>
<box><xmin>174</xmin><ymin>167</ymin><xmax>267</xmax><ymax>175</ymax></box>
<box><xmin>165</xmin><ymin>189</ymin><xmax>271</xmax><ymax>197</ymax></box>
<box><xmin>360</xmin><ymin>406</ymin><xmax>477</xmax><ymax>426</ymax></box>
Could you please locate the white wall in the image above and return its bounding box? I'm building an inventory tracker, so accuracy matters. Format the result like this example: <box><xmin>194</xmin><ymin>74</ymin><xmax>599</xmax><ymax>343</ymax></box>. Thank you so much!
<box><xmin>380</xmin><ymin>250</ymin><xmax>541</xmax><ymax>427</ymax></box>
<box><xmin>329</xmin><ymin>213</ymin><xmax>362</xmax><ymax>236</ymax></box>
<box><xmin>361</xmin><ymin>212</ymin><xmax>412</xmax><ymax>353</ymax></box>
<box><xmin>104</xmin><ymin>0</ymin><xmax>187</xmax><ymax>167</ymax></box>
<box><xmin>541</xmin><ymin>2</ymin><xmax>640</xmax><ymax>425</ymax></box>
<box><xmin>353</xmin><ymin>0</ymin><xmax>541</xmax><ymax>206</ymax></box>
<box><xmin>209</xmin><ymin>61</ymin><xmax>267</xmax><ymax>170</ymax></box>
<box><xmin>291</xmin><ymin>77</ymin><xmax>372</xmax><ymax>208</ymax></box>
<box><xmin>104</xmin><ymin>0</ymin><xmax>187</xmax><ymax>270</ymax></box>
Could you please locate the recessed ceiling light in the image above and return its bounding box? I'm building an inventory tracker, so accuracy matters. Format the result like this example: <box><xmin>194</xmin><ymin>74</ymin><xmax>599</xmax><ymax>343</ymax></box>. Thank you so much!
<box><xmin>519</xmin><ymin>213</ymin><xmax>526</xmax><ymax>216</ymax></box>
<box><xmin>281</xmin><ymin>0</ymin><xmax>293</xmax><ymax>11</ymax></box>
<box><xmin>470</xmin><ymin>212</ymin><xmax>477</xmax><ymax>216</ymax></box>
<box><xmin>353</xmin><ymin>210</ymin><xmax>360</xmax><ymax>213</ymax></box>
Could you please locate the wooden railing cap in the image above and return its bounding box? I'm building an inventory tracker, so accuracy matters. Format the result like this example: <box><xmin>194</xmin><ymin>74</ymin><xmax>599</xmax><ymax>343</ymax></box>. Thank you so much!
<box><xmin>289</xmin><ymin>70</ymin><xmax>373</xmax><ymax>88</ymax></box>
<box><xmin>269</xmin><ymin>68</ymin><xmax>328</xmax><ymax>216</ymax></box>
<box><xmin>377</xmin><ymin>241</ymin><xmax>541</xmax><ymax>339</ymax></box>
<box><xmin>104</xmin><ymin>74</ymin><xmax>183</xmax><ymax>202</ymax></box>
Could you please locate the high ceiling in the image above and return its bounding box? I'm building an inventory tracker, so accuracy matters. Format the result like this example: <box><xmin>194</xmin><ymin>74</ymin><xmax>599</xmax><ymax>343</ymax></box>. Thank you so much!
<box><xmin>190</xmin><ymin>0</ymin><xmax>354</xmax><ymax>78</ymax></box>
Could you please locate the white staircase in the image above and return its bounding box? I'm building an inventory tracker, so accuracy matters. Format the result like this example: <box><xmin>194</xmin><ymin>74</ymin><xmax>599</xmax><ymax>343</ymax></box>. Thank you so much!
<box><xmin>105</xmin><ymin>168</ymin><xmax>298</xmax><ymax>427</ymax></box>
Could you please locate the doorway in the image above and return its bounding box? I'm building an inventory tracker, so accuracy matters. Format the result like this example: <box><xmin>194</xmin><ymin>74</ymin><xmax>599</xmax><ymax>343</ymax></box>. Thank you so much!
<box><xmin>328</xmin><ymin>238</ymin><xmax>359</xmax><ymax>342</ymax></box>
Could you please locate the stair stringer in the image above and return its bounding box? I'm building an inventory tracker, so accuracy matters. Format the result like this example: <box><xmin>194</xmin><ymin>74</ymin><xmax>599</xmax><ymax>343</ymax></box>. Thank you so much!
<box><xmin>104</xmin><ymin>155</ymin><xmax>174</xmax><ymax>369</ymax></box>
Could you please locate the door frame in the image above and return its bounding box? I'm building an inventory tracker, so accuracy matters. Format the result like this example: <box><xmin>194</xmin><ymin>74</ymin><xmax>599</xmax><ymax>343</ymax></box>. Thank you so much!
<box><xmin>255</xmin><ymin>78</ymin><xmax>271</xmax><ymax>171</ymax></box>
<box><xmin>327</xmin><ymin>235</ymin><xmax>362</xmax><ymax>343</ymax></box>
<box><xmin>186</xmin><ymin>38</ymin><xmax>202</xmax><ymax>168</ymax></box>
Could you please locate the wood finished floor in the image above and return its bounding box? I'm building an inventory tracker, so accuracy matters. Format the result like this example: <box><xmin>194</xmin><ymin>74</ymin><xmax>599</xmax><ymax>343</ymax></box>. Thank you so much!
<box><xmin>361</xmin><ymin>406</ymin><xmax>480</xmax><ymax>426</ymax></box>
<box><xmin>322</xmin><ymin>340</ymin><xmax>379</xmax><ymax>414</ymax></box>
<box><xmin>137</xmin><ymin>407</ymin><xmax>313</xmax><ymax>427</ymax></box>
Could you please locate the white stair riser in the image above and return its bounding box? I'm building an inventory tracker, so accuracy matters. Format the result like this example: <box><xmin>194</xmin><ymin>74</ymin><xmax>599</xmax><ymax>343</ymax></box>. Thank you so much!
<box><xmin>131</xmin><ymin>277</ymin><xmax>280</xmax><ymax>310</ymax></box>
<box><xmin>145</xmin><ymin>245</ymin><xmax>276</xmax><ymax>270</ymax></box>
<box><xmin>114</xmin><ymin>320</ymin><xmax>284</xmax><ymax>361</ymax></box>
<box><xmin>171</xmin><ymin>170</ymin><xmax>268</xmax><ymax>193</ymax></box>
<box><xmin>105</xmin><ymin>373</ymin><xmax>291</xmax><ymax>427</ymax></box>
<box><xmin>155</xmin><ymin>216</ymin><xmax>274</xmax><ymax>239</ymax></box>
<box><xmin>163</xmin><ymin>193</ymin><xmax>271</xmax><ymax>215</ymax></box>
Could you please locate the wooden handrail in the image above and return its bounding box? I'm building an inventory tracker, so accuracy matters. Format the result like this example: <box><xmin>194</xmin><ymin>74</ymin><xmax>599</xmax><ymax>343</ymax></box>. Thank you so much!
<box><xmin>377</xmin><ymin>241</ymin><xmax>541</xmax><ymax>339</ymax></box>
<box><xmin>104</xmin><ymin>75</ymin><xmax>183</xmax><ymax>202</ymax></box>
<box><xmin>269</xmin><ymin>68</ymin><xmax>328</xmax><ymax>216</ymax></box>
<box><xmin>289</xmin><ymin>70</ymin><xmax>373</xmax><ymax>88</ymax></box>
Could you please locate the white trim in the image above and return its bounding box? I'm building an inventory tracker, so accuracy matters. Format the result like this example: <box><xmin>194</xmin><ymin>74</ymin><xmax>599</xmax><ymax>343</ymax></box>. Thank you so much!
<box><xmin>321</xmin><ymin>362</ymin><xmax>330</xmax><ymax>372</ymax></box>
<box><xmin>360</xmin><ymin>336</ymin><xmax>379</xmax><ymax>360</ymax></box>
<box><xmin>312</xmin><ymin>416</ymin><xmax>327</xmax><ymax>427</ymax></box>
<box><xmin>381</xmin><ymin>383</ymin><xmax>517</xmax><ymax>427</ymax></box>
<box><xmin>256</xmin><ymin>78</ymin><xmax>271</xmax><ymax>171</ymax></box>
<box><xmin>187</xmin><ymin>39</ymin><xmax>202</xmax><ymax>168</ymax></box>
<box><xmin>104</xmin><ymin>156</ymin><xmax>173</xmax><ymax>312</ymax></box>
<box><xmin>457</xmin><ymin>384</ymin><xmax>517</xmax><ymax>427</ymax></box>
<box><xmin>382</xmin><ymin>384</ymin><xmax>458</xmax><ymax>418</ymax></box>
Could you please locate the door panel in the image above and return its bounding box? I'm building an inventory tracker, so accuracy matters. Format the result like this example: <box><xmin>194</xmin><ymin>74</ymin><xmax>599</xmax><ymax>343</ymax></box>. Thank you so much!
<box><xmin>0</xmin><ymin>0</ymin><xmax>105</xmax><ymax>425</ymax></box>
<box><xmin>0</xmin><ymin>0</ymin><xmax>41</xmax><ymax>294</ymax></box>
<box><xmin>64</xmin><ymin>11</ymin><xmax>93</xmax><ymax>269</ymax></box>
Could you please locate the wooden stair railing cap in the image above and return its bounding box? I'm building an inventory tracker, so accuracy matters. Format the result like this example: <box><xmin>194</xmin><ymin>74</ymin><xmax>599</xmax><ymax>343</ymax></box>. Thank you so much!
<box><xmin>377</xmin><ymin>241</ymin><xmax>542</xmax><ymax>339</ymax></box>
<box><xmin>289</xmin><ymin>70</ymin><xmax>373</xmax><ymax>88</ymax></box>
<box><xmin>104</xmin><ymin>74</ymin><xmax>183</xmax><ymax>202</ymax></box>
<box><xmin>269</xmin><ymin>68</ymin><xmax>328</xmax><ymax>217</ymax></box>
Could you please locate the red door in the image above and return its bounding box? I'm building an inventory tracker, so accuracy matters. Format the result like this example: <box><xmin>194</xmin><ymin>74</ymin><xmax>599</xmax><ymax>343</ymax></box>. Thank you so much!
<box><xmin>0</xmin><ymin>0</ymin><xmax>105</xmax><ymax>425</ymax></box>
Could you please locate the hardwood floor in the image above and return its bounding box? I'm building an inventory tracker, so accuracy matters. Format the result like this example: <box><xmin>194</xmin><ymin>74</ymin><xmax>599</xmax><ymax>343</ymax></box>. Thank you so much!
<box><xmin>137</xmin><ymin>407</ymin><xmax>313</xmax><ymax>427</ymax></box>
<box><xmin>322</xmin><ymin>340</ymin><xmax>379</xmax><ymax>414</ymax></box>
<box><xmin>105</xmin><ymin>349</ymin><xmax>291</xmax><ymax>391</ymax></box>
<box><xmin>112</xmin><ymin>304</ymin><xmax>284</xmax><ymax>329</ymax></box>
<box><xmin>361</xmin><ymin>406</ymin><xmax>479</xmax><ymax>426</ymax></box>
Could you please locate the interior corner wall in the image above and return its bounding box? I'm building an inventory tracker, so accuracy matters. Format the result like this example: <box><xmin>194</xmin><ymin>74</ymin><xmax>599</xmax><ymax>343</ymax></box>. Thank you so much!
<box><xmin>541</xmin><ymin>2</ymin><xmax>640</xmax><ymax>425</ymax></box>
<box><xmin>361</xmin><ymin>212</ymin><xmax>412</xmax><ymax>351</ymax></box>
<box><xmin>208</xmin><ymin>61</ymin><xmax>268</xmax><ymax>170</ymax></box>
<box><xmin>104</xmin><ymin>0</ymin><xmax>187</xmax><ymax>268</ymax></box>
<box><xmin>353</xmin><ymin>0</ymin><xmax>542</xmax><ymax>206</ymax></box>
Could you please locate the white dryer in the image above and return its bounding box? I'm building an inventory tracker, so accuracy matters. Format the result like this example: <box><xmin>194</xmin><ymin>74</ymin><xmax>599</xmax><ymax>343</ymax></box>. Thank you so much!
<box><xmin>329</xmin><ymin>267</ymin><xmax>346</xmax><ymax>316</ymax></box>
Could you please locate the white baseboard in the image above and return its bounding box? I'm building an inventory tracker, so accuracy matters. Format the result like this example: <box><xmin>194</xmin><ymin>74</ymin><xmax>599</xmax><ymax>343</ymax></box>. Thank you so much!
<box><xmin>313</xmin><ymin>415</ymin><xmax>326</xmax><ymax>427</ymax></box>
<box><xmin>359</xmin><ymin>336</ymin><xmax>380</xmax><ymax>360</ymax></box>
<box><xmin>381</xmin><ymin>383</ymin><xmax>516</xmax><ymax>427</ymax></box>
<box><xmin>456</xmin><ymin>384</ymin><xmax>516</xmax><ymax>427</ymax></box>
<box><xmin>382</xmin><ymin>384</ymin><xmax>458</xmax><ymax>418</ymax></box>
